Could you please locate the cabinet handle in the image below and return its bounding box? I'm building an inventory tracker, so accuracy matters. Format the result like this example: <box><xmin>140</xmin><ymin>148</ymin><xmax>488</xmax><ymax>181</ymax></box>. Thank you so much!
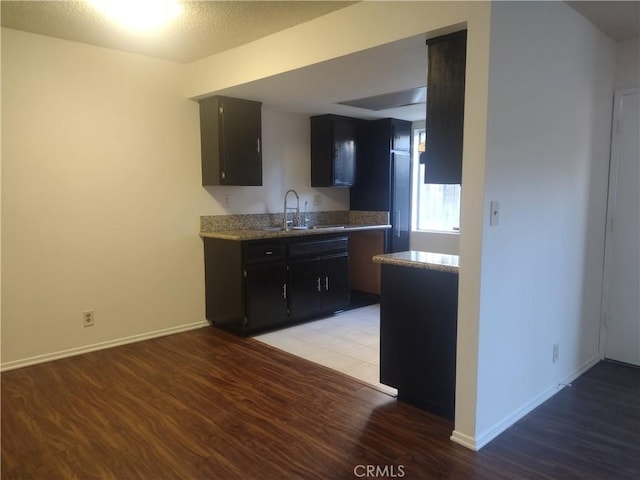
<box><xmin>325</xmin><ymin>276</ymin><xmax>329</xmax><ymax>291</ymax></box>
<box><xmin>265</xmin><ymin>251</ymin><xmax>273</xmax><ymax>255</ymax></box>
<box><xmin>257</xmin><ymin>138</ymin><xmax>261</xmax><ymax>154</ymax></box>
<box><xmin>282</xmin><ymin>283</ymin><xmax>287</xmax><ymax>299</ymax></box>
<box><xmin>395</xmin><ymin>210</ymin><xmax>401</xmax><ymax>237</ymax></box>
<box><xmin>317</xmin><ymin>277</ymin><xmax>322</xmax><ymax>292</ymax></box>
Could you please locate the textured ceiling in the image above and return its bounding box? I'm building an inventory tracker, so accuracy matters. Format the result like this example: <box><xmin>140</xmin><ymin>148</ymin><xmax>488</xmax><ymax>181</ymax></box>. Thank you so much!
<box><xmin>0</xmin><ymin>1</ymin><xmax>356</xmax><ymax>63</ymax></box>
<box><xmin>1</xmin><ymin>1</ymin><xmax>637</xmax><ymax>122</ymax></box>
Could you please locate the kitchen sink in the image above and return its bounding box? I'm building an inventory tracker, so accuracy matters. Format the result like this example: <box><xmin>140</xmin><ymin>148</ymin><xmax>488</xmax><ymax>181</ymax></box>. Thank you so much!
<box><xmin>311</xmin><ymin>225</ymin><xmax>346</xmax><ymax>230</ymax></box>
<box><xmin>260</xmin><ymin>226</ymin><xmax>310</xmax><ymax>231</ymax></box>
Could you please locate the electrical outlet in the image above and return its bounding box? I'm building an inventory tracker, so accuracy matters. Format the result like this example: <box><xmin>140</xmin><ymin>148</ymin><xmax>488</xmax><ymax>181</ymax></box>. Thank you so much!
<box><xmin>313</xmin><ymin>194</ymin><xmax>322</xmax><ymax>207</ymax></box>
<box><xmin>552</xmin><ymin>343</ymin><xmax>559</xmax><ymax>363</ymax></box>
<box><xmin>82</xmin><ymin>310</ymin><xmax>95</xmax><ymax>328</ymax></box>
<box><xmin>223</xmin><ymin>194</ymin><xmax>230</xmax><ymax>207</ymax></box>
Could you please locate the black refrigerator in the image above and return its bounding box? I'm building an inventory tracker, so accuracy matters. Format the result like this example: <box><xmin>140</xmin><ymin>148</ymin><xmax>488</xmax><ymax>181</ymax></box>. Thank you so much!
<box><xmin>350</xmin><ymin>118</ymin><xmax>412</xmax><ymax>253</ymax></box>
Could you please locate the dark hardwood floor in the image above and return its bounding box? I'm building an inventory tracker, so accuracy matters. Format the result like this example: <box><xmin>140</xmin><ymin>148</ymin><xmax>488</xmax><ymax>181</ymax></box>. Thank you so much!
<box><xmin>2</xmin><ymin>327</ymin><xmax>638</xmax><ymax>479</ymax></box>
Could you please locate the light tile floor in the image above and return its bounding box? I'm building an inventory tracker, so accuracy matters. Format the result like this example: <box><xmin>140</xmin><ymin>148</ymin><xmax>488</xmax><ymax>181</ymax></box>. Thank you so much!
<box><xmin>254</xmin><ymin>304</ymin><xmax>397</xmax><ymax>396</ymax></box>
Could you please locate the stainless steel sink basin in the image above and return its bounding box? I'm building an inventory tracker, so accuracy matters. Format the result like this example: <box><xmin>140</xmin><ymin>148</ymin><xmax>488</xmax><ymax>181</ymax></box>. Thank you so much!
<box><xmin>261</xmin><ymin>226</ymin><xmax>310</xmax><ymax>231</ymax></box>
<box><xmin>311</xmin><ymin>225</ymin><xmax>346</xmax><ymax>230</ymax></box>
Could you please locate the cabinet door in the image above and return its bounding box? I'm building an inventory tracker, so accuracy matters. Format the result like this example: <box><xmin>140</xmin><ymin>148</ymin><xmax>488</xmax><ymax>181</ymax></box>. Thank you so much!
<box><xmin>332</xmin><ymin>117</ymin><xmax>357</xmax><ymax>186</ymax></box>
<box><xmin>288</xmin><ymin>258</ymin><xmax>322</xmax><ymax>319</ymax></box>
<box><xmin>219</xmin><ymin>97</ymin><xmax>262</xmax><ymax>186</ymax></box>
<box><xmin>390</xmin><ymin>153</ymin><xmax>411</xmax><ymax>252</ymax></box>
<box><xmin>311</xmin><ymin>114</ymin><xmax>357</xmax><ymax>187</ymax></box>
<box><xmin>380</xmin><ymin>264</ymin><xmax>458</xmax><ymax>420</ymax></box>
<box><xmin>244</xmin><ymin>263</ymin><xmax>288</xmax><ymax>331</ymax></box>
<box><xmin>424</xmin><ymin>31</ymin><xmax>466</xmax><ymax>184</ymax></box>
<box><xmin>321</xmin><ymin>253</ymin><xmax>350</xmax><ymax>312</ymax></box>
<box><xmin>391</xmin><ymin>120</ymin><xmax>411</xmax><ymax>152</ymax></box>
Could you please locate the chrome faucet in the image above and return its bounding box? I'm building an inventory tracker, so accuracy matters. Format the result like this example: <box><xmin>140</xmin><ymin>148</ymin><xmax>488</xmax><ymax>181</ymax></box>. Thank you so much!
<box><xmin>283</xmin><ymin>189</ymin><xmax>300</xmax><ymax>230</ymax></box>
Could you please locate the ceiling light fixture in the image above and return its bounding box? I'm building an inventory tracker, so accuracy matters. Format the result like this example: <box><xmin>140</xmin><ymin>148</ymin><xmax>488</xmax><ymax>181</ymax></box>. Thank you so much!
<box><xmin>89</xmin><ymin>0</ymin><xmax>183</xmax><ymax>32</ymax></box>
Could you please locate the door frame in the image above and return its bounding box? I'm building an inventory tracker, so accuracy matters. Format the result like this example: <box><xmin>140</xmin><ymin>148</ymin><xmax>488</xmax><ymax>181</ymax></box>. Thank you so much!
<box><xmin>598</xmin><ymin>87</ymin><xmax>640</xmax><ymax>359</ymax></box>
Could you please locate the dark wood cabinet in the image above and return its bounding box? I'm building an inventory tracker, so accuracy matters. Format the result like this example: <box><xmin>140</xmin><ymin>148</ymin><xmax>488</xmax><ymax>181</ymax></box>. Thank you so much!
<box><xmin>289</xmin><ymin>253</ymin><xmax>350</xmax><ymax>319</ymax></box>
<box><xmin>423</xmin><ymin>30</ymin><xmax>467</xmax><ymax>185</ymax></box>
<box><xmin>199</xmin><ymin>95</ymin><xmax>262</xmax><ymax>186</ymax></box>
<box><xmin>288</xmin><ymin>236</ymin><xmax>350</xmax><ymax>319</ymax></box>
<box><xmin>244</xmin><ymin>263</ymin><xmax>288</xmax><ymax>332</ymax></box>
<box><xmin>350</xmin><ymin>118</ymin><xmax>412</xmax><ymax>252</ymax></box>
<box><xmin>310</xmin><ymin>114</ymin><xmax>359</xmax><ymax>187</ymax></box>
<box><xmin>204</xmin><ymin>234</ymin><xmax>349</xmax><ymax>335</ymax></box>
<box><xmin>379</xmin><ymin>264</ymin><xmax>458</xmax><ymax>421</ymax></box>
<box><xmin>288</xmin><ymin>258</ymin><xmax>322</xmax><ymax>319</ymax></box>
<box><xmin>204</xmin><ymin>238</ymin><xmax>286</xmax><ymax>334</ymax></box>
<box><xmin>391</xmin><ymin>152</ymin><xmax>411</xmax><ymax>252</ymax></box>
<box><xmin>321</xmin><ymin>254</ymin><xmax>350</xmax><ymax>312</ymax></box>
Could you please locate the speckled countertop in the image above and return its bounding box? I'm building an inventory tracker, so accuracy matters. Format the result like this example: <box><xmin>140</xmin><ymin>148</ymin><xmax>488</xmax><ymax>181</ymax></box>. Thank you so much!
<box><xmin>200</xmin><ymin>210</ymin><xmax>390</xmax><ymax>241</ymax></box>
<box><xmin>373</xmin><ymin>251</ymin><xmax>459</xmax><ymax>274</ymax></box>
<box><xmin>201</xmin><ymin>224</ymin><xmax>391</xmax><ymax>241</ymax></box>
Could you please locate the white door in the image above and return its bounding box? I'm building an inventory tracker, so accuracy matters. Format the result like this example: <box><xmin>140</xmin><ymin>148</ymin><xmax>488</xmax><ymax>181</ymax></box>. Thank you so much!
<box><xmin>602</xmin><ymin>88</ymin><xmax>640</xmax><ymax>366</ymax></box>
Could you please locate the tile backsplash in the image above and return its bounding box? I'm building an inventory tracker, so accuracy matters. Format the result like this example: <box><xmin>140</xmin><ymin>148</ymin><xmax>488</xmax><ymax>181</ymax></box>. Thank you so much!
<box><xmin>200</xmin><ymin>211</ymin><xmax>389</xmax><ymax>232</ymax></box>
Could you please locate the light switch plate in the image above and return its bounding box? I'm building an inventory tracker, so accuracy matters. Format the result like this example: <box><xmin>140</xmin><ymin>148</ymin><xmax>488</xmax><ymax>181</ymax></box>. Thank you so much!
<box><xmin>490</xmin><ymin>201</ymin><xmax>500</xmax><ymax>226</ymax></box>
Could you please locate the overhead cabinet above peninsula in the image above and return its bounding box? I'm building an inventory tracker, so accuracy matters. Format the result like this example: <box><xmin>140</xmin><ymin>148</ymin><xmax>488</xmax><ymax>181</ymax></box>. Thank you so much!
<box><xmin>422</xmin><ymin>30</ymin><xmax>467</xmax><ymax>185</ymax></box>
<box><xmin>199</xmin><ymin>95</ymin><xmax>262</xmax><ymax>186</ymax></box>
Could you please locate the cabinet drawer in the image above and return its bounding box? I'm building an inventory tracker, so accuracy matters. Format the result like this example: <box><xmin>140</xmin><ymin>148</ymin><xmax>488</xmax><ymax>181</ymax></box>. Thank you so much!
<box><xmin>288</xmin><ymin>236</ymin><xmax>348</xmax><ymax>259</ymax></box>
<box><xmin>244</xmin><ymin>242</ymin><xmax>286</xmax><ymax>264</ymax></box>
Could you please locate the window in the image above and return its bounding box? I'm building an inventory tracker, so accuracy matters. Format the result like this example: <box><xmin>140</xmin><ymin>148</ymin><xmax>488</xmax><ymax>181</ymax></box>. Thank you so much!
<box><xmin>411</xmin><ymin>129</ymin><xmax>461</xmax><ymax>232</ymax></box>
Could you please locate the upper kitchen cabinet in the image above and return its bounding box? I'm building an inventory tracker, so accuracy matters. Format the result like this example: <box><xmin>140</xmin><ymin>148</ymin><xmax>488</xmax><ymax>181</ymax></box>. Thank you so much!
<box><xmin>423</xmin><ymin>30</ymin><xmax>467</xmax><ymax>185</ymax></box>
<box><xmin>199</xmin><ymin>96</ymin><xmax>262</xmax><ymax>186</ymax></box>
<box><xmin>310</xmin><ymin>114</ymin><xmax>360</xmax><ymax>187</ymax></box>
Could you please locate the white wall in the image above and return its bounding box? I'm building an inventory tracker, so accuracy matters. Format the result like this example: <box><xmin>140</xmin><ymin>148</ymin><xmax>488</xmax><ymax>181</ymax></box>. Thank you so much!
<box><xmin>615</xmin><ymin>37</ymin><xmax>640</xmax><ymax>89</ymax></box>
<box><xmin>470</xmin><ymin>1</ymin><xmax>615</xmax><ymax>447</ymax></box>
<box><xmin>0</xmin><ymin>29</ymin><xmax>216</xmax><ymax>368</ymax></box>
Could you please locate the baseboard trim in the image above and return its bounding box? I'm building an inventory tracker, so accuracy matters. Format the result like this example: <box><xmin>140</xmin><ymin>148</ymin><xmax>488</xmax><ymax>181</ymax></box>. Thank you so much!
<box><xmin>451</xmin><ymin>354</ymin><xmax>602</xmax><ymax>451</ymax></box>
<box><xmin>450</xmin><ymin>430</ymin><xmax>478</xmax><ymax>451</ymax></box>
<box><xmin>1</xmin><ymin>320</ymin><xmax>210</xmax><ymax>372</ymax></box>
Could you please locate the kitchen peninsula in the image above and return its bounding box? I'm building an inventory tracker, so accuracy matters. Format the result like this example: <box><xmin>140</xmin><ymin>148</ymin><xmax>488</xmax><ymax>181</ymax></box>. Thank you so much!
<box><xmin>373</xmin><ymin>251</ymin><xmax>459</xmax><ymax>421</ymax></box>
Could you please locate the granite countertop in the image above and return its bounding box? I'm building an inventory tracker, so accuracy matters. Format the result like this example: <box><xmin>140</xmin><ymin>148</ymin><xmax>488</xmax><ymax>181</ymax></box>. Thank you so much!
<box><xmin>373</xmin><ymin>250</ymin><xmax>459</xmax><ymax>274</ymax></box>
<box><xmin>200</xmin><ymin>224</ymin><xmax>391</xmax><ymax>241</ymax></box>
<box><xmin>200</xmin><ymin>211</ymin><xmax>391</xmax><ymax>241</ymax></box>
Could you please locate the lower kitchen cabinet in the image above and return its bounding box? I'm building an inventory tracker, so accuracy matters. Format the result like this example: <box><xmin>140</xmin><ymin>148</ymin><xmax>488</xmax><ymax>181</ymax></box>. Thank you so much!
<box><xmin>379</xmin><ymin>263</ymin><xmax>458</xmax><ymax>421</ymax></box>
<box><xmin>321</xmin><ymin>254</ymin><xmax>350</xmax><ymax>312</ymax></box>
<box><xmin>203</xmin><ymin>234</ymin><xmax>349</xmax><ymax>335</ymax></box>
<box><xmin>244</xmin><ymin>262</ymin><xmax>288</xmax><ymax>332</ymax></box>
<box><xmin>288</xmin><ymin>253</ymin><xmax>350</xmax><ymax>319</ymax></box>
<box><xmin>288</xmin><ymin>257</ymin><xmax>322</xmax><ymax>318</ymax></box>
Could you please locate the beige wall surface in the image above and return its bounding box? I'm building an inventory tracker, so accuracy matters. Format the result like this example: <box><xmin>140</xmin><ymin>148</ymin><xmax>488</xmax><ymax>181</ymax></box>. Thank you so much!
<box><xmin>0</xmin><ymin>28</ymin><xmax>215</xmax><ymax>367</ymax></box>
